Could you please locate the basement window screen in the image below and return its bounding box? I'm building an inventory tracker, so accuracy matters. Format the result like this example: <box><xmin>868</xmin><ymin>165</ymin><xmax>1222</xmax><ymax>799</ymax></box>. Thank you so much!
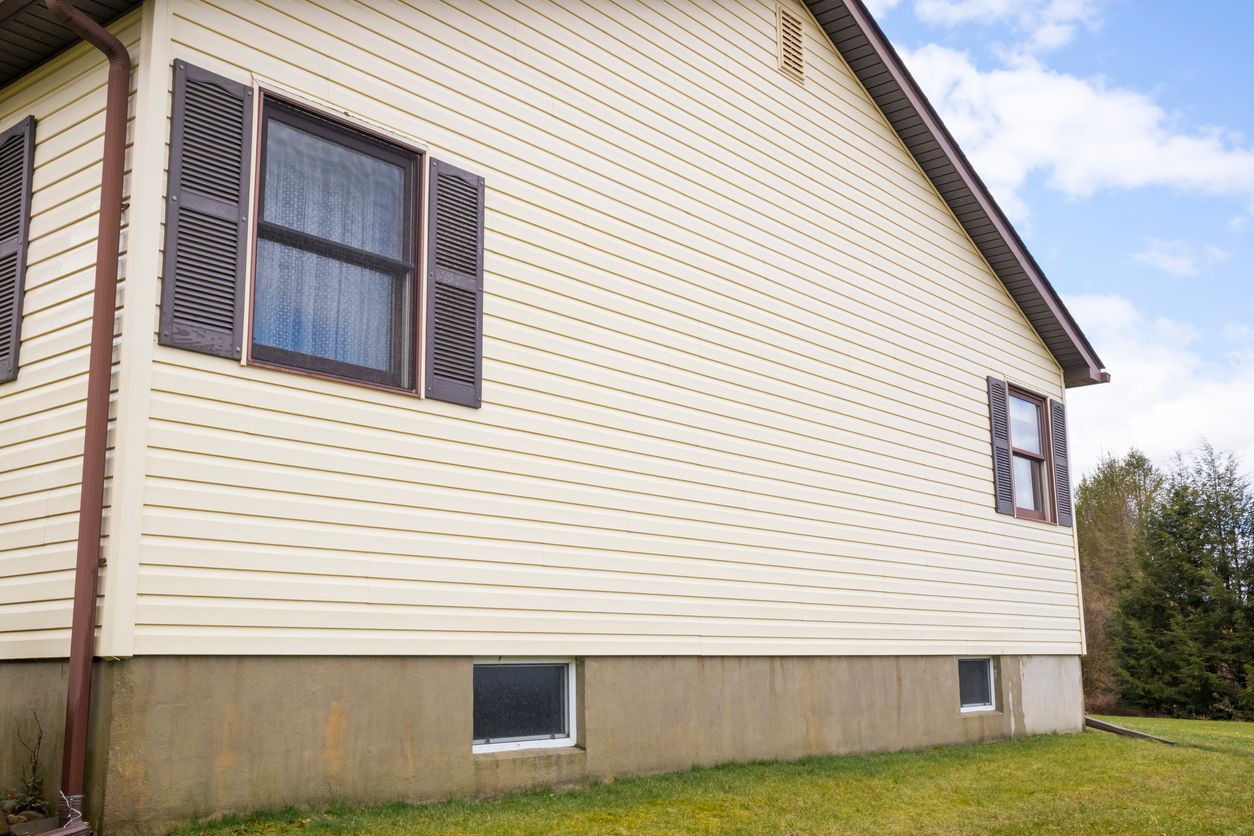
<box><xmin>473</xmin><ymin>661</ymin><xmax>575</xmax><ymax>752</ymax></box>
<box><xmin>958</xmin><ymin>658</ymin><xmax>996</xmax><ymax>712</ymax></box>
<box><xmin>250</xmin><ymin>98</ymin><xmax>420</xmax><ymax>389</ymax></box>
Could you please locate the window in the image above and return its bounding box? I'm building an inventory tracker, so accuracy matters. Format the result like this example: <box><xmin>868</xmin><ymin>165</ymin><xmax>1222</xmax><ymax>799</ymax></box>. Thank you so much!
<box><xmin>161</xmin><ymin>63</ymin><xmax>486</xmax><ymax>404</ymax></box>
<box><xmin>472</xmin><ymin>660</ymin><xmax>576</xmax><ymax>753</ymax></box>
<box><xmin>958</xmin><ymin>657</ymin><xmax>995</xmax><ymax>712</ymax></box>
<box><xmin>987</xmin><ymin>377</ymin><xmax>1073</xmax><ymax>526</ymax></box>
<box><xmin>249</xmin><ymin>97</ymin><xmax>420</xmax><ymax>389</ymax></box>
<box><xmin>1008</xmin><ymin>388</ymin><xmax>1050</xmax><ymax>520</ymax></box>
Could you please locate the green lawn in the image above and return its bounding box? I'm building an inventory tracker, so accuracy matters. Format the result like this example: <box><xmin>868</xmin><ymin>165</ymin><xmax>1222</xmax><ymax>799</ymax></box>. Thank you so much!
<box><xmin>174</xmin><ymin>717</ymin><xmax>1253</xmax><ymax>835</ymax></box>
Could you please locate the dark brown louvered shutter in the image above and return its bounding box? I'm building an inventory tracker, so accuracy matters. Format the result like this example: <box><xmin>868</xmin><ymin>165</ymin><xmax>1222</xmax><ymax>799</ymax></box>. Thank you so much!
<box><xmin>987</xmin><ymin>377</ymin><xmax>1014</xmax><ymax>515</ymax></box>
<box><xmin>159</xmin><ymin>60</ymin><xmax>253</xmax><ymax>358</ymax></box>
<box><xmin>425</xmin><ymin>158</ymin><xmax>484</xmax><ymax>407</ymax></box>
<box><xmin>1050</xmin><ymin>399</ymin><xmax>1073</xmax><ymax>527</ymax></box>
<box><xmin>0</xmin><ymin>116</ymin><xmax>35</xmax><ymax>384</ymax></box>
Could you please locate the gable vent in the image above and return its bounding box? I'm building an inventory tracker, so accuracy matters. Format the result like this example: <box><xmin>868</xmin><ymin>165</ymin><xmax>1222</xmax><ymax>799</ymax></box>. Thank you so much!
<box><xmin>777</xmin><ymin>5</ymin><xmax>806</xmax><ymax>84</ymax></box>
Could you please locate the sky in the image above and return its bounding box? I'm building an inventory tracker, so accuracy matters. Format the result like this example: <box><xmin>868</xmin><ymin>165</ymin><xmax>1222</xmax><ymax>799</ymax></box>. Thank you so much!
<box><xmin>865</xmin><ymin>0</ymin><xmax>1254</xmax><ymax>479</ymax></box>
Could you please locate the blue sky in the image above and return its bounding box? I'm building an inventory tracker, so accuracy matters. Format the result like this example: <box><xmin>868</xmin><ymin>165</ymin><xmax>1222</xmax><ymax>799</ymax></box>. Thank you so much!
<box><xmin>867</xmin><ymin>0</ymin><xmax>1254</xmax><ymax>476</ymax></box>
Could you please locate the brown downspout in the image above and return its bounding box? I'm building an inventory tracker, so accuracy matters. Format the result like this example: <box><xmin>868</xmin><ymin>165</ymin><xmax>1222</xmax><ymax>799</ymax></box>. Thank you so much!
<box><xmin>44</xmin><ymin>0</ymin><xmax>131</xmax><ymax>826</ymax></box>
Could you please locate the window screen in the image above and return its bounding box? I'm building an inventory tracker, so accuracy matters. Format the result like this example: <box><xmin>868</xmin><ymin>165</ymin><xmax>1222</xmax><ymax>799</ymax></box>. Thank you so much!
<box><xmin>473</xmin><ymin>663</ymin><xmax>570</xmax><ymax>746</ymax></box>
<box><xmin>958</xmin><ymin>658</ymin><xmax>994</xmax><ymax>710</ymax></box>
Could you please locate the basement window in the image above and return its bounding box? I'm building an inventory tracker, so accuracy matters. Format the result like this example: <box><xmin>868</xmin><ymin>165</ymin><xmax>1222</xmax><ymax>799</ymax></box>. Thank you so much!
<box><xmin>473</xmin><ymin>660</ymin><xmax>576</xmax><ymax>753</ymax></box>
<box><xmin>958</xmin><ymin>657</ymin><xmax>996</xmax><ymax>712</ymax></box>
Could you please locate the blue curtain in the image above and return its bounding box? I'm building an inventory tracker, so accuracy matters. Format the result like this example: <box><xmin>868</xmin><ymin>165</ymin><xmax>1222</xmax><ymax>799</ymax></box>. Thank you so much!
<box><xmin>252</xmin><ymin>119</ymin><xmax>407</xmax><ymax>372</ymax></box>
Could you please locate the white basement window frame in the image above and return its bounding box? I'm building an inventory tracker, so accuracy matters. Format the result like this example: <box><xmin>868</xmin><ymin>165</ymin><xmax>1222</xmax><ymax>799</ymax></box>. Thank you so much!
<box><xmin>472</xmin><ymin>658</ymin><xmax>577</xmax><ymax>754</ymax></box>
<box><xmin>958</xmin><ymin>657</ymin><xmax>997</xmax><ymax>713</ymax></box>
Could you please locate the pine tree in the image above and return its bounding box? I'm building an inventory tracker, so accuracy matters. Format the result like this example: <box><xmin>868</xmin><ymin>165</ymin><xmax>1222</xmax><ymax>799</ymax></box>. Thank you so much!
<box><xmin>1075</xmin><ymin>451</ymin><xmax>1161</xmax><ymax>710</ymax></box>
<box><xmin>1113</xmin><ymin>444</ymin><xmax>1254</xmax><ymax>718</ymax></box>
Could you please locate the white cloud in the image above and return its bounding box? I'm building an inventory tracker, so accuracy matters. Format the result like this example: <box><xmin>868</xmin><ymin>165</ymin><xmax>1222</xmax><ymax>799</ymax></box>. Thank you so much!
<box><xmin>863</xmin><ymin>0</ymin><xmax>904</xmax><ymax>16</ymax></box>
<box><xmin>914</xmin><ymin>0</ymin><xmax>1100</xmax><ymax>53</ymax></box>
<box><xmin>1065</xmin><ymin>294</ymin><xmax>1254</xmax><ymax>478</ymax></box>
<box><xmin>1222</xmin><ymin>322</ymin><xmax>1254</xmax><ymax>344</ymax></box>
<box><xmin>1132</xmin><ymin>240</ymin><xmax>1198</xmax><ymax>276</ymax></box>
<box><xmin>1131</xmin><ymin>239</ymin><xmax>1229</xmax><ymax>277</ymax></box>
<box><xmin>900</xmin><ymin>44</ymin><xmax>1254</xmax><ymax>221</ymax></box>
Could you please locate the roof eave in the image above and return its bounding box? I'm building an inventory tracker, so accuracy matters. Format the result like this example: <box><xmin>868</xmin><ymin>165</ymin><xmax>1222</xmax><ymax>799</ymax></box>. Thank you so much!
<box><xmin>0</xmin><ymin>0</ymin><xmax>141</xmax><ymax>91</ymax></box>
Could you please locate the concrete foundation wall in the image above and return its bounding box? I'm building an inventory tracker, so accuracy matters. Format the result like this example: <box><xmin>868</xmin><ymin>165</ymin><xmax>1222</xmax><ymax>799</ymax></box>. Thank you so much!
<box><xmin>0</xmin><ymin>660</ymin><xmax>66</xmax><ymax>793</ymax></box>
<box><xmin>2</xmin><ymin>655</ymin><xmax>1082</xmax><ymax>834</ymax></box>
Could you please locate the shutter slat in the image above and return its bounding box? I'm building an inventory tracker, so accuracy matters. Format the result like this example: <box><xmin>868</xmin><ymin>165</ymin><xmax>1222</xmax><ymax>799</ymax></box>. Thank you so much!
<box><xmin>0</xmin><ymin>115</ymin><xmax>34</xmax><ymax>384</ymax></box>
<box><xmin>425</xmin><ymin>158</ymin><xmax>484</xmax><ymax>408</ymax></box>
<box><xmin>159</xmin><ymin>60</ymin><xmax>253</xmax><ymax>359</ymax></box>
<box><xmin>1050</xmin><ymin>399</ymin><xmax>1073</xmax><ymax>527</ymax></box>
<box><xmin>987</xmin><ymin>377</ymin><xmax>1014</xmax><ymax>515</ymax></box>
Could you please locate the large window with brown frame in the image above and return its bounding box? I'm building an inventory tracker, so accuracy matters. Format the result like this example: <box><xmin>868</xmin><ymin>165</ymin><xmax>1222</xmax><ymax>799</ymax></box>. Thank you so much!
<box><xmin>248</xmin><ymin>96</ymin><xmax>421</xmax><ymax>390</ymax></box>
<box><xmin>1008</xmin><ymin>387</ymin><xmax>1051</xmax><ymax>521</ymax></box>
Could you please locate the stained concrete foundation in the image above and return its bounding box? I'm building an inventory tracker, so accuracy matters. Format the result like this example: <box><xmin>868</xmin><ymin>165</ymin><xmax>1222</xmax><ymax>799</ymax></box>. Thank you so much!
<box><xmin>2</xmin><ymin>654</ymin><xmax>1083</xmax><ymax>834</ymax></box>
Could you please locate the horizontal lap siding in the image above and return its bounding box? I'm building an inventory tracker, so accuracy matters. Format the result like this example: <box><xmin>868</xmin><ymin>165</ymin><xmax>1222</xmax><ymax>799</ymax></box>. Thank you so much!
<box><xmin>141</xmin><ymin>0</ymin><xmax>1080</xmax><ymax>655</ymax></box>
<box><xmin>0</xmin><ymin>20</ymin><xmax>139</xmax><ymax>659</ymax></box>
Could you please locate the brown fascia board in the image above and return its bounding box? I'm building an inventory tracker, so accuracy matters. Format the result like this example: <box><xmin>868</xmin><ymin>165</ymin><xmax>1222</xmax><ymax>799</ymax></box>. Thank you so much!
<box><xmin>805</xmin><ymin>0</ymin><xmax>1109</xmax><ymax>387</ymax></box>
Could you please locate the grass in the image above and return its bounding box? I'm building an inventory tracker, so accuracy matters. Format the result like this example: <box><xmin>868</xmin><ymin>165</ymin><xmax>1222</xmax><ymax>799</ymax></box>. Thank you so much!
<box><xmin>173</xmin><ymin>716</ymin><xmax>1254</xmax><ymax>835</ymax></box>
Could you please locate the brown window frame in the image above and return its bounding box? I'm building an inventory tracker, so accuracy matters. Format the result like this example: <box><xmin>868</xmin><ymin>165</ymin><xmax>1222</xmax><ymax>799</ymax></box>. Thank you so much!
<box><xmin>1007</xmin><ymin>386</ymin><xmax>1053</xmax><ymax>523</ymax></box>
<box><xmin>246</xmin><ymin>93</ymin><xmax>423</xmax><ymax>394</ymax></box>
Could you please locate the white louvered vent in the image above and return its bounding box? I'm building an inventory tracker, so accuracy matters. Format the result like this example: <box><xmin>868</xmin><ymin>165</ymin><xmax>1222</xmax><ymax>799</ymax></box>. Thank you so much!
<box><xmin>777</xmin><ymin>5</ymin><xmax>805</xmax><ymax>84</ymax></box>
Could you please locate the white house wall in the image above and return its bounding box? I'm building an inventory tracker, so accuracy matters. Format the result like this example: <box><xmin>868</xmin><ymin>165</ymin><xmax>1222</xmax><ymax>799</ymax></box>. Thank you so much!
<box><xmin>3</xmin><ymin>0</ymin><xmax>1083</xmax><ymax>659</ymax></box>
<box><xmin>0</xmin><ymin>14</ymin><xmax>141</xmax><ymax>660</ymax></box>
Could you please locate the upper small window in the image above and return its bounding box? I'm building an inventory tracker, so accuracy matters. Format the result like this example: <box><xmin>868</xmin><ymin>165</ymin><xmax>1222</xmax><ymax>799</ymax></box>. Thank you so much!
<box><xmin>1009</xmin><ymin>390</ymin><xmax>1049</xmax><ymax>520</ymax></box>
<box><xmin>958</xmin><ymin>657</ymin><xmax>995</xmax><ymax>712</ymax></box>
<box><xmin>250</xmin><ymin>98</ymin><xmax>420</xmax><ymax>389</ymax></box>
<box><xmin>473</xmin><ymin>660</ymin><xmax>576</xmax><ymax>753</ymax></box>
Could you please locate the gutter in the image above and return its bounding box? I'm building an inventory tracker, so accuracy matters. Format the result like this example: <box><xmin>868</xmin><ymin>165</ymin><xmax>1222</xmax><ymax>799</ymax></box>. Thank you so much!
<box><xmin>42</xmin><ymin>0</ymin><xmax>132</xmax><ymax>828</ymax></box>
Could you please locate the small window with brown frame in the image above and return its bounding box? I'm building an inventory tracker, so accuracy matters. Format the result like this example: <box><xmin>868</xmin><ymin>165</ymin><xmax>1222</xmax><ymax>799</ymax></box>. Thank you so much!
<box><xmin>248</xmin><ymin>95</ymin><xmax>422</xmax><ymax>391</ymax></box>
<box><xmin>1007</xmin><ymin>386</ymin><xmax>1052</xmax><ymax>521</ymax></box>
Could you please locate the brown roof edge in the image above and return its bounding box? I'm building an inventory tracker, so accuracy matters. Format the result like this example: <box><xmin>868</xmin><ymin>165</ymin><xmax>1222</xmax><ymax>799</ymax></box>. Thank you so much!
<box><xmin>805</xmin><ymin>0</ymin><xmax>1109</xmax><ymax>387</ymax></box>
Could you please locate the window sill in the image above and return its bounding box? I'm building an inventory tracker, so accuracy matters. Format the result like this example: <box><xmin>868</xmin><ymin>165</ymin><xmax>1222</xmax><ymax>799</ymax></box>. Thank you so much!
<box><xmin>247</xmin><ymin>356</ymin><xmax>422</xmax><ymax>399</ymax></box>
<box><xmin>959</xmin><ymin>706</ymin><xmax>999</xmax><ymax>716</ymax></box>
<box><xmin>473</xmin><ymin>737</ymin><xmax>577</xmax><ymax>755</ymax></box>
<box><xmin>1013</xmin><ymin>509</ymin><xmax>1056</xmax><ymax>525</ymax></box>
<box><xmin>472</xmin><ymin>744</ymin><xmax>584</xmax><ymax>761</ymax></box>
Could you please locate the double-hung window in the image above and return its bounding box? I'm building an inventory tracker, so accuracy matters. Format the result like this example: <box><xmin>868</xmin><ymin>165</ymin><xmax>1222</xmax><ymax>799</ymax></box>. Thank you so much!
<box><xmin>987</xmin><ymin>377</ymin><xmax>1071</xmax><ymax>526</ymax></box>
<box><xmin>1008</xmin><ymin>389</ymin><xmax>1049</xmax><ymax>520</ymax></box>
<box><xmin>160</xmin><ymin>63</ymin><xmax>485</xmax><ymax>406</ymax></box>
<box><xmin>250</xmin><ymin>98</ymin><xmax>419</xmax><ymax>390</ymax></box>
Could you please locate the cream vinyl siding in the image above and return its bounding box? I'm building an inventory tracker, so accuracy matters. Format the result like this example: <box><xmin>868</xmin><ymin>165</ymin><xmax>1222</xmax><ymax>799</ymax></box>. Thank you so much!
<box><xmin>130</xmin><ymin>0</ymin><xmax>1081</xmax><ymax>655</ymax></box>
<box><xmin>0</xmin><ymin>17</ymin><xmax>140</xmax><ymax>660</ymax></box>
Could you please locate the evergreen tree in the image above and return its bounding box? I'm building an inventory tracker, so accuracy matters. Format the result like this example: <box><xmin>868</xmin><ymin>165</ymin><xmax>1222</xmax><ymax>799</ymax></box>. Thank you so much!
<box><xmin>1075</xmin><ymin>451</ymin><xmax>1161</xmax><ymax>710</ymax></box>
<box><xmin>1113</xmin><ymin>444</ymin><xmax>1254</xmax><ymax>718</ymax></box>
